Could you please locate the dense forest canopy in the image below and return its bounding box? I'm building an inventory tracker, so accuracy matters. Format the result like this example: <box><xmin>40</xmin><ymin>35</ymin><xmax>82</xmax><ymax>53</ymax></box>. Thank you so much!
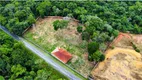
<box><xmin>0</xmin><ymin>1</ymin><xmax>142</xmax><ymax>36</ymax></box>
<box><xmin>0</xmin><ymin>0</ymin><xmax>142</xmax><ymax>72</ymax></box>
<box><xmin>0</xmin><ymin>30</ymin><xmax>67</xmax><ymax>80</ymax></box>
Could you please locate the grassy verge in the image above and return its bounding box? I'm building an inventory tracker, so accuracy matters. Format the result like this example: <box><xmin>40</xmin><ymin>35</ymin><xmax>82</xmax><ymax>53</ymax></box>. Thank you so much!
<box><xmin>21</xmin><ymin>37</ymin><xmax>87</xmax><ymax>80</ymax></box>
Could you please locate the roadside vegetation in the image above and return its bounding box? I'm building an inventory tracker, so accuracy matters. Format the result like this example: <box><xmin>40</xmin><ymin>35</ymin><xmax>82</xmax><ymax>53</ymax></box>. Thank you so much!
<box><xmin>0</xmin><ymin>30</ymin><xmax>68</xmax><ymax>80</ymax></box>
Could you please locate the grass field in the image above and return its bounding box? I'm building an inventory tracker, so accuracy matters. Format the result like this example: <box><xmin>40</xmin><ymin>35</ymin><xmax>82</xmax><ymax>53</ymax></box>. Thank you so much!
<box><xmin>24</xmin><ymin>16</ymin><xmax>94</xmax><ymax>77</ymax></box>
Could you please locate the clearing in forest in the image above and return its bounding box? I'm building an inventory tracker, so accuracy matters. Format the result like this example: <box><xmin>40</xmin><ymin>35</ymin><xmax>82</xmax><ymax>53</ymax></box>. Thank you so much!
<box><xmin>24</xmin><ymin>16</ymin><xmax>94</xmax><ymax>77</ymax></box>
<box><xmin>91</xmin><ymin>33</ymin><xmax>142</xmax><ymax>80</ymax></box>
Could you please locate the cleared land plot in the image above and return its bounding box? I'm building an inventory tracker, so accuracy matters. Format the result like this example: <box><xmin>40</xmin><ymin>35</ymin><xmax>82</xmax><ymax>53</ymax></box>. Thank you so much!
<box><xmin>24</xmin><ymin>16</ymin><xmax>94</xmax><ymax>77</ymax></box>
<box><xmin>91</xmin><ymin>33</ymin><xmax>142</xmax><ymax>80</ymax></box>
<box><xmin>91</xmin><ymin>48</ymin><xmax>142</xmax><ymax>80</ymax></box>
<box><xmin>110</xmin><ymin>33</ymin><xmax>133</xmax><ymax>49</ymax></box>
<box><xmin>110</xmin><ymin>33</ymin><xmax>142</xmax><ymax>53</ymax></box>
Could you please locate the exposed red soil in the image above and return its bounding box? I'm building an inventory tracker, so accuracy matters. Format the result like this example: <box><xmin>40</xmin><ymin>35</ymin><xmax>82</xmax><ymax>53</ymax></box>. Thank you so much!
<box><xmin>110</xmin><ymin>33</ymin><xmax>131</xmax><ymax>46</ymax></box>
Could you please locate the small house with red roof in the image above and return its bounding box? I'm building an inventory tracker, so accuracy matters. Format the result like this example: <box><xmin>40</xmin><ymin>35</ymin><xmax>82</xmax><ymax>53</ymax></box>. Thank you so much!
<box><xmin>51</xmin><ymin>48</ymin><xmax>72</xmax><ymax>63</ymax></box>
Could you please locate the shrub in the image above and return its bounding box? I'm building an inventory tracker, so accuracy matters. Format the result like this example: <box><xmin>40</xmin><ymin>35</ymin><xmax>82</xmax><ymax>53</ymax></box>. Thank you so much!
<box><xmin>88</xmin><ymin>55</ymin><xmax>93</xmax><ymax>61</ymax></box>
<box><xmin>113</xmin><ymin>30</ymin><xmax>119</xmax><ymax>37</ymax></box>
<box><xmin>80</xmin><ymin>40</ymin><xmax>87</xmax><ymax>49</ymax></box>
<box><xmin>135</xmin><ymin>48</ymin><xmax>140</xmax><ymax>53</ymax></box>
<box><xmin>82</xmin><ymin>31</ymin><xmax>90</xmax><ymax>40</ymax></box>
<box><xmin>53</xmin><ymin>20</ymin><xmax>60</xmax><ymax>30</ymax></box>
<box><xmin>132</xmin><ymin>43</ymin><xmax>140</xmax><ymax>53</ymax></box>
<box><xmin>77</xmin><ymin>26</ymin><xmax>83</xmax><ymax>33</ymax></box>
<box><xmin>99</xmin><ymin>54</ymin><xmax>105</xmax><ymax>61</ymax></box>
<box><xmin>99</xmin><ymin>43</ymin><xmax>107</xmax><ymax>52</ymax></box>
<box><xmin>91</xmin><ymin>50</ymin><xmax>105</xmax><ymax>62</ymax></box>
<box><xmin>110</xmin><ymin>45</ymin><xmax>115</xmax><ymax>49</ymax></box>
<box><xmin>53</xmin><ymin>20</ymin><xmax>69</xmax><ymax>30</ymax></box>
<box><xmin>88</xmin><ymin>42</ymin><xmax>99</xmax><ymax>55</ymax></box>
<box><xmin>92</xmin><ymin>32</ymin><xmax>109</xmax><ymax>43</ymax></box>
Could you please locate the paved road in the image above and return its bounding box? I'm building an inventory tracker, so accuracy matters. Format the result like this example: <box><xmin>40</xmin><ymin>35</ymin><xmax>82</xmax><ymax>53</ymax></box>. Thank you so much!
<box><xmin>0</xmin><ymin>25</ymin><xmax>20</xmax><ymax>40</ymax></box>
<box><xmin>0</xmin><ymin>25</ymin><xmax>86</xmax><ymax>80</ymax></box>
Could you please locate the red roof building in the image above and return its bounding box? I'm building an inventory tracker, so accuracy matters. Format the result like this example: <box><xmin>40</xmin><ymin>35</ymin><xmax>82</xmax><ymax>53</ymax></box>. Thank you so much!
<box><xmin>51</xmin><ymin>48</ymin><xmax>72</xmax><ymax>63</ymax></box>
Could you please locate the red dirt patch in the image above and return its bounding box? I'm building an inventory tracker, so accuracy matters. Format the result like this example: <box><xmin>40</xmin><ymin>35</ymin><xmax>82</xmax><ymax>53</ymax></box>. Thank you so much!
<box><xmin>110</xmin><ymin>33</ymin><xmax>131</xmax><ymax>46</ymax></box>
<box><xmin>52</xmin><ymin>48</ymin><xmax>72</xmax><ymax>63</ymax></box>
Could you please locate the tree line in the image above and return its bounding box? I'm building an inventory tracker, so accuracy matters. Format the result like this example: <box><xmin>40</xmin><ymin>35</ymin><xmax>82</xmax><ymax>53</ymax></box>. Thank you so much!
<box><xmin>0</xmin><ymin>30</ymin><xmax>67</xmax><ymax>80</ymax></box>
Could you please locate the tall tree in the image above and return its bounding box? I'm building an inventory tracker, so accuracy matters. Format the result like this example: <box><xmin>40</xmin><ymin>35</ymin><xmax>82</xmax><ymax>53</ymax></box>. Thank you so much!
<box><xmin>36</xmin><ymin>1</ymin><xmax>51</xmax><ymax>18</ymax></box>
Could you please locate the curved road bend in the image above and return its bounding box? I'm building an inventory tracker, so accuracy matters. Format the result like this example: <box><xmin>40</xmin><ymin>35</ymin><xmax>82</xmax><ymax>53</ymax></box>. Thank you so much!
<box><xmin>0</xmin><ymin>25</ymin><xmax>86</xmax><ymax>80</ymax></box>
